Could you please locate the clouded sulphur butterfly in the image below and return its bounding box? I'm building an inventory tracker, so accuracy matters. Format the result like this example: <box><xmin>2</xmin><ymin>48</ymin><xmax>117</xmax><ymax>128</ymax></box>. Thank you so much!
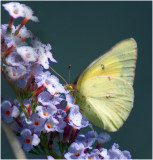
<box><xmin>66</xmin><ymin>38</ymin><xmax>137</xmax><ymax>132</ymax></box>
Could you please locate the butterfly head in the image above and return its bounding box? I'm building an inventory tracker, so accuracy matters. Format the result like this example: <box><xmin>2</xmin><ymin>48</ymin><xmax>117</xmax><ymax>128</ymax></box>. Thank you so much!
<box><xmin>64</xmin><ymin>84</ymin><xmax>77</xmax><ymax>92</ymax></box>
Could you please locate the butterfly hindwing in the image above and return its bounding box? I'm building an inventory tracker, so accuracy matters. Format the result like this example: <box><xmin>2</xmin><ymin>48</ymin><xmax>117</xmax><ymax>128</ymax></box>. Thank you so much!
<box><xmin>76</xmin><ymin>76</ymin><xmax>134</xmax><ymax>132</ymax></box>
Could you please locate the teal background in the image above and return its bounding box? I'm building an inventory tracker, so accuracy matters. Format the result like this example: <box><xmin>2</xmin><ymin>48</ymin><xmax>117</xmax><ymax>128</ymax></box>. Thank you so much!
<box><xmin>1</xmin><ymin>1</ymin><xmax>152</xmax><ymax>159</ymax></box>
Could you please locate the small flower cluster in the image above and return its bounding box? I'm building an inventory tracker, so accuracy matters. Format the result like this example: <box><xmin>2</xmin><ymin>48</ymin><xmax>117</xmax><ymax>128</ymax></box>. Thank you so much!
<box><xmin>1</xmin><ymin>2</ymin><xmax>132</xmax><ymax>159</ymax></box>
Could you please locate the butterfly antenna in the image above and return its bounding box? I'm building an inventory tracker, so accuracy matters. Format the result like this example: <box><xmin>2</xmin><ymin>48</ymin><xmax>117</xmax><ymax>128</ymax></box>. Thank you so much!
<box><xmin>49</xmin><ymin>66</ymin><xmax>68</xmax><ymax>84</ymax></box>
<box><xmin>69</xmin><ymin>64</ymin><xmax>71</xmax><ymax>84</ymax></box>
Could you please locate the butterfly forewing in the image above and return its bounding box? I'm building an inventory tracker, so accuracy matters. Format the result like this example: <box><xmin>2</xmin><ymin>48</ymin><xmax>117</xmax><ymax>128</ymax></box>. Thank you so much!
<box><xmin>76</xmin><ymin>38</ymin><xmax>137</xmax><ymax>87</ymax></box>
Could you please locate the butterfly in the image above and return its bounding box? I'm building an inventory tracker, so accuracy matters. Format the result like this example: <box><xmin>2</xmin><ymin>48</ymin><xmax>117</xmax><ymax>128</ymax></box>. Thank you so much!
<box><xmin>66</xmin><ymin>38</ymin><xmax>137</xmax><ymax>132</ymax></box>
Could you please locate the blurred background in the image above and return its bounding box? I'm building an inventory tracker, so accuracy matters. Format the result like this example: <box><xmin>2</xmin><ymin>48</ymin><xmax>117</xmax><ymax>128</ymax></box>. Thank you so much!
<box><xmin>1</xmin><ymin>1</ymin><xmax>152</xmax><ymax>159</ymax></box>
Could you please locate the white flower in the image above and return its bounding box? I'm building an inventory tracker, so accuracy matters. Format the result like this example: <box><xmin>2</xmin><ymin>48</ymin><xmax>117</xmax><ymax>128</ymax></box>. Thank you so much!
<box><xmin>16</xmin><ymin>46</ymin><xmax>38</xmax><ymax>63</ymax></box>
<box><xmin>6</xmin><ymin>65</ymin><xmax>27</xmax><ymax>80</ymax></box>
<box><xmin>1</xmin><ymin>24</ymin><xmax>15</xmax><ymax>37</ymax></box>
<box><xmin>16</xmin><ymin>25</ymin><xmax>33</xmax><ymax>39</ymax></box>
<box><xmin>2</xmin><ymin>2</ymin><xmax>39</xmax><ymax>22</ymax></box>
<box><xmin>32</xmin><ymin>38</ymin><xmax>57</xmax><ymax>69</ymax></box>
<box><xmin>24</xmin><ymin>6</ymin><xmax>39</xmax><ymax>22</ymax></box>
<box><xmin>6</xmin><ymin>52</ymin><xmax>23</xmax><ymax>67</ymax></box>
<box><xmin>2</xmin><ymin>2</ymin><xmax>25</xmax><ymax>19</ymax></box>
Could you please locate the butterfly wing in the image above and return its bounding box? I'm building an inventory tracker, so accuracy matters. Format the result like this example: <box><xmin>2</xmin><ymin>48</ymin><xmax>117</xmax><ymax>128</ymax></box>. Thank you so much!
<box><xmin>76</xmin><ymin>38</ymin><xmax>137</xmax><ymax>87</ymax></box>
<box><xmin>75</xmin><ymin>76</ymin><xmax>134</xmax><ymax>132</ymax></box>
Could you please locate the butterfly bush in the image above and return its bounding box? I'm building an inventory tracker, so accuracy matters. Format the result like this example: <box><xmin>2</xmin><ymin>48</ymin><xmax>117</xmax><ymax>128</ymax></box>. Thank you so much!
<box><xmin>1</xmin><ymin>2</ymin><xmax>132</xmax><ymax>159</ymax></box>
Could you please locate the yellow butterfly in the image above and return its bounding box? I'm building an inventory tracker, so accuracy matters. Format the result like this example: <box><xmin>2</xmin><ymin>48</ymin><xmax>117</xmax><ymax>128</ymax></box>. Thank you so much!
<box><xmin>66</xmin><ymin>38</ymin><xmax>137</xmax><ymax>132</ymax></box>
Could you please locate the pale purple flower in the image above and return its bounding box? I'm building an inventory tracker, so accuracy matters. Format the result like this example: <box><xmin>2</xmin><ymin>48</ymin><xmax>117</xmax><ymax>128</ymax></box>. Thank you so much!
<box><xmin>84</xmin><ymin>149</ymin><xmax>100</xmax><ymax>159</ymax></box>
<box><xmin>16</xmin><ymin>73</ymin><xmax>31</xmax><ymax>88</ymax></box>
<box><xmin>56</xmin><ymin>118</ymin><xmax>66</xmax><ymax>133</ymax></box>
<box><xmin>68</xmin><ymin>105</ymin><xmax>89</xmax><ymax>129</ymax></box>
<box><xmin>97</xmin><ymin>132</ymin><xmax>111</xmax><ymax>144</ymax></box>
<box><xmin>76</xmin><ymin>131</ymin><xmax>97</xmax><ymax>149</ymax></box>
<box><xmin>36</xmin><ymin>105</ymin><xmax>57</xmax><ymax>119</ymax></box>
<box><xmin>6</xmin><ymin>65</ymin><xmax>27</xmax><ymax>80</ymax></box>
<box><xmin>51</xmin><ymin>94</ymin><xmax>65</xmax><ymax>106</ymax></box>
<box><xmin>1</xmin><ymin>100</ymin><xmax>19</xmax><ymax>123</ymax></box>
<box><xmin>108</xmin><ymin>143</ymin><xmax>132</xmax><ymax>159</ymax></box>
<box><xmin>19</xmin><ymin>128</ymin><xmax>40</xmax><ymax>151</ymax></box>
<box><xmin>47</xmin><ymin>75</ymin><xmax>67</xmax><ymax>95</ymax></box>
<box><xmin>35</xmin><ymin>71</ymin><xmax>51</xmax><ymax>87</ymax></box>
<box><xmin>99</xmin><ymin>148</ymin><xmax>110</xmax><ymax>159</ymax></box>
<box><xmin>29</xmin><ymin>113</ymin><xmax>45</xmax><ymax>133</ymax></box>
<box><xmin>37</xmin><ymin>91</ymin><xmax>51</xmax><ymax>105</ymax></box>
<box><xmin>44</xmin><ymin>117</ymin><xmax>59</xmax><ymax>133</ymax></box>
<box><xmin>64</xmin><ymin>142</ymin><xmax>85</xmax><ymax>159</ymax></box>
<box><xmin>30</xmin><ymin>63</ymin><xmax>43</xmax><ymax>77</ymax></box>
<box><xmin>55</xmin><ymin>109</ymin><xmax>67</xmax><ymax>119</ymax></box>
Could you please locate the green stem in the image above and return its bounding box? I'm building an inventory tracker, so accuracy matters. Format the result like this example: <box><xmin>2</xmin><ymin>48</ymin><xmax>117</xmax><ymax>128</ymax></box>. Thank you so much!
<box><xmin>33</xmin><ymin>146</ymin><xmax>42</xmax><ymax>154</ymax></box>
<box><xmin>49</xmin><ymin>150</ymin><xmax>60</xmax><ymax>159</ymax></box>
<box><xmin>29</xmin><ymin>150</ymin><xmax>39</xmax><ymax>155</ymax></box>
<box><xmin>17</xmin><ymin>96</ymin><xmax>29</xmax><ymax>119</ymax></box>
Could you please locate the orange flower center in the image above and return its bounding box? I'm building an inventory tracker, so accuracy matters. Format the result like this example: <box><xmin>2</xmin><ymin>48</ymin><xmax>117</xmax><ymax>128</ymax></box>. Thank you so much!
<box><xmin>5</xmin><ymin>110</ymin><xmax>11</xmax><ymax>115</ymax></box>
<box><xmin>75</xmin><ymin>152</ymin><xmax>80</xmax><ymax>157</ymax></box>
<box><xmin>13</xmin><ymin>72</ymin><xmax>17</xmax><ymax>76</ymax></box>
<box><xmin>45</xmin><ymin>81</ymin><xmax>49</xmax><ymax>85</ymax></box>
<box><xmin>43</xmin><ymin>112</ymin><xmax>48</xmax><ymax>116</ymax></box>
<box><xmin>36</xmin><ymin>57</ymin><xmax>40</xmax><ymax>61</ymax></box>
<box><xmin>25</xmin><ymin>138</ymin><xmax>31</xmax><ymax>144</ymax></box>
<box><xmin>21</xmin><ymin>37</ymin><xmax>25</xmax><ymax>42</ymax></box>
<box><xmin>13</xmin><ymin>10</ymin><xmax>18</xmax><ymax>14</ymax></box>
<box><xmin>26</xmin><ymin>54</ymin><xmax>30</xmax><ymax>58</ymax></box>
<box><xmin>34</xmin><ymin>120</ymin><xmax>39</xmax><ymax>126</ymax></box>
<box><xmin>47</xmin><ymin>124</ymin><xmax>52</xmax><ymax>128</ymax></box>
<box><xmin>26</xmin><ymin>105</ymin><xmax>30</xmax><ymax>109</ymax></box>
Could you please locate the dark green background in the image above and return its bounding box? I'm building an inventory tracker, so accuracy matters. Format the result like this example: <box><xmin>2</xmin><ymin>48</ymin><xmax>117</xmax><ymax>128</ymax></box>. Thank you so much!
<box><xmin>1</xmin><ymin>1</ymin><xmax>152</xmax><ymax>159</ymax></box>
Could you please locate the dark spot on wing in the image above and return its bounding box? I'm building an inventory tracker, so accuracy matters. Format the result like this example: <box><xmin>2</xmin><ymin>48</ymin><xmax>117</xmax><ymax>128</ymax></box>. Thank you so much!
<box><xmin>101</xmin><ymin>64</ymin><xmax>105</xmax><ymax>70</ymax></box>
<box><xmin>108</xmin><ymin>76</ymin><xmax>111</xmax><ymax>80</ymax></box>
